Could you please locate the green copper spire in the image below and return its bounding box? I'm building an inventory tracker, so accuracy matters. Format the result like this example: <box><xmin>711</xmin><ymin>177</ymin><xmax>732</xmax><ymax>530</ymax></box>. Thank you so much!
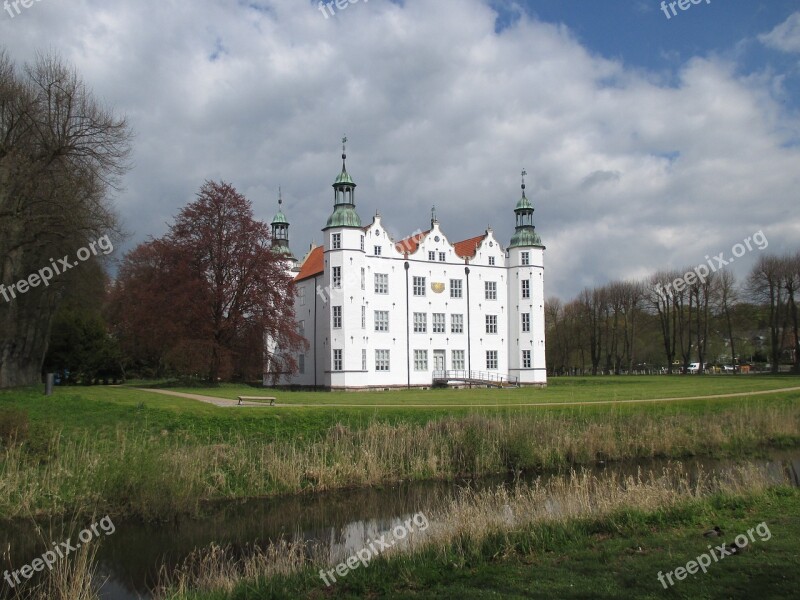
<box><xmin>509</xmin><ymin>169</ymin><xmax>543</xmax><ymax>248</ymax></box>
<box><xmin>271</xmin><ymin>187</ymin><xmax>294</xmax><ymax>258</ymax></box>
<box><xmin>325</xmin><ymin>135</ymin><xmax>362</xmax><ymax>229</ymax></box>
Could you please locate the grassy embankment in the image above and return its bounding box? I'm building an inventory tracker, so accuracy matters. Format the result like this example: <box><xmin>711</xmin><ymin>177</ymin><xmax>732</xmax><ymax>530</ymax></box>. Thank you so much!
<box><xmin>152</xmin><ymin>465</ymin><xmax>800</xmax><ymax>599</ymax></box>
<box><xmin>0</xmin><ymin>377</ymin><xmax>798</xmax><ymax>522</ymax></box>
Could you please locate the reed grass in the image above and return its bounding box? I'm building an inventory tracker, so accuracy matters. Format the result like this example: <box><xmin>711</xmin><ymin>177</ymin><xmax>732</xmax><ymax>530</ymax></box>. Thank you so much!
<box><xmin>0</xmin><ymin>404</ymin><xmax>798</xmax><ymax>521</ymax></box>
<box><xmin>152</xmin><ymin>461</ymin><xmax>780</xmax><ymax>599</ymax></box>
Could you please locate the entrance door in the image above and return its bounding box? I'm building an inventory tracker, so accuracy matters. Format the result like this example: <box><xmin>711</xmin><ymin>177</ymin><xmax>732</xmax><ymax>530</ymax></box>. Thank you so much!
<box><xmin>433</xmin><ymin>350</ymin><xmax>446</xmax><ymax>372</ymax></box>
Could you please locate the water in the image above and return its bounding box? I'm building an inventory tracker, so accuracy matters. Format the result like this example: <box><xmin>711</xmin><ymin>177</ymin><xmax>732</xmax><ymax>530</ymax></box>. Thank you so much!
<box><xmin>1</xmin><ymin>451</ymin><xmax>798</xmax><ymax>599</ymax></box>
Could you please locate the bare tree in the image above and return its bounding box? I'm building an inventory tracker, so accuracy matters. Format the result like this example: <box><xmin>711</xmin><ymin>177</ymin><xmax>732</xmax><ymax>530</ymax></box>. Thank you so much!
<box><xmin>0</xmin><ymin>50</ymin><xmax>131</xmax><ymax>387</ymax></box>
<box><xmin>716</xmin><ymin>270</ymin><xmax>739</xmax><ymax>372</ymax></box>
<box><xmin>747</xmin><ymin>255</ymin><xmax>787</xmax><ymax>373</ymax></box>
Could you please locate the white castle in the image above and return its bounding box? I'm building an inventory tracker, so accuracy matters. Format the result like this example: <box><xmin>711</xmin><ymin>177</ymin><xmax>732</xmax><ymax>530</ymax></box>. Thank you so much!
<box><xmin>268</xmin><ymin>140</ymin><xmax>546</xmax><ymax>390</ymax></box>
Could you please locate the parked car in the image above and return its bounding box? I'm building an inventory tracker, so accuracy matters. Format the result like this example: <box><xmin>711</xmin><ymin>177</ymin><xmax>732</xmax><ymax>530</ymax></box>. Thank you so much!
<box><xmin>687</xmin><ymin>363</ymin><xmax>701</xmax><ymax>374</ymax></box>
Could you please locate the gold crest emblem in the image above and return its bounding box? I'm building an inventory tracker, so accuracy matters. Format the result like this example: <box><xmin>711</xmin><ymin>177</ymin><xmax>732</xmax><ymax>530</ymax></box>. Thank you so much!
<box><xmin>431</xmin><ymin>282</ymin><xmax>445</xmax><ymax>294</ymax></box>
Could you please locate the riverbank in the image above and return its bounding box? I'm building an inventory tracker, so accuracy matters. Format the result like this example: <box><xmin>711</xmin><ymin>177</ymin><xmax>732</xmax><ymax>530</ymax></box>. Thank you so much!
<box><xmin>151</xmin><ymin>466</ymin><xmax>800</xmax><ymax>599</ymax></box>
<box><xmin>1</xmin><ymin>399</ymin><xmax>799</xmax><ymax>522</ymax></box>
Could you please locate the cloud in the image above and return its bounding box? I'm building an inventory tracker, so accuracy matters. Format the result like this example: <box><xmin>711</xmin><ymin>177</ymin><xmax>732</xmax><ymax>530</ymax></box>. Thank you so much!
<box><xmin>759</xmin><ymin>12</ymin><xmax>800</xmax><ymax>54</ymax></box>
<box><xmin>0</xmin><ymin>0</ymin><xmax>797</xmax><ymax>300</ymax></box>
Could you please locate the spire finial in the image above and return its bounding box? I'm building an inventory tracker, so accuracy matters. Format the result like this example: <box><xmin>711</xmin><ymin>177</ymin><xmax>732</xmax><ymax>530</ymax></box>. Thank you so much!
<box><xmin>278</xmin><ymin>185</ymin><xmax>282</xmax><ymax>207</ymax></box>
<box><xmin>521</xmin><ymin>169</ymin><xmax>527</xmax><ymax>195</ymax></box>
<box><xmin>342</xmin><ymin>135</ymin><xmax>347</xmax><ymax>162</ymax></box>
<box><xmin>431</xmin><ymin>205</ymin><xmax>438</xmax><ymax>226</ymax></box>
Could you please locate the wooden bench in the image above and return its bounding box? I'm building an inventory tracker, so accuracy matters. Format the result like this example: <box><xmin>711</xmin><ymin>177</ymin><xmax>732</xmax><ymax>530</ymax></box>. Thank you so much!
<box><xmin>237</xmin><ymin>396</ymin><xmax>276</xmax><ymax>406</ymax></box>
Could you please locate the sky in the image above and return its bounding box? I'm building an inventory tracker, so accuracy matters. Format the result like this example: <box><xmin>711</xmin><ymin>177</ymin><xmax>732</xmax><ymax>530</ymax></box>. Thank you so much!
<box><xmin>1</xmin><ymin>0</ymin><xmax>799</xmax><ymax>299</ymax></box>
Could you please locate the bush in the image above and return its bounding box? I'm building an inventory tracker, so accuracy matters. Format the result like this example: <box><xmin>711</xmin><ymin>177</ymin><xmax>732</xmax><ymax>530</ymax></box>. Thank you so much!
<box><xmin>0</xmin><ymin>407</ymin><xmax>30</xmax><ymax>447</ymax></box>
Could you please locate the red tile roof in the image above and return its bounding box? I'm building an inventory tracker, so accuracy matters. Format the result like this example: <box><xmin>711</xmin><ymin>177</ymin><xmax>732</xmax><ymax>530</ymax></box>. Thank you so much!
<box><xmin>453</xmin><ymin>234</ymin><xmax>487</xmax><ymax>259</ymax></box>
<box><xmin>294</xmin><ymin>245</ymin><xmax>324</xmax><ymax>282</ymax></box>
<box><xmin>395</xmin><ymin>230</ymin><xmax>430</xmax><ymax>255</ymax></box>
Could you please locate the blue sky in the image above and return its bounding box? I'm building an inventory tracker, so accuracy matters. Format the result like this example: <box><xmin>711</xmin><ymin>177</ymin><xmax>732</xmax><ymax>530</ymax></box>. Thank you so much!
<box><xmin>1</xmin><ymin>0</ymin><xmax>798</xmax><ymax>298</ymax></box>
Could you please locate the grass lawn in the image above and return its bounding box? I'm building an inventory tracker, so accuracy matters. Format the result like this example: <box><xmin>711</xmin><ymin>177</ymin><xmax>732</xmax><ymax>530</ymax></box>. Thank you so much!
<box><xmin>161</xmin><ymin>374</ymin><xmax>800</xmax><ymax>405</ymax></box>
<box><xmin>1</xmin><ymin>376</ymin><xmax>800</xmax><ymax>445</ymax></box>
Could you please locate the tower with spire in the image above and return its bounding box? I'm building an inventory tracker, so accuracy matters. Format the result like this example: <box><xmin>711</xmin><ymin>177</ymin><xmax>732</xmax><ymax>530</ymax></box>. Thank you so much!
<box><xmin>270</xmin><ymin>187</ymin><xmax>297</xmax><ymax>273</ymax></box>
<box><xmin>507</xmin><ymin>169</ymin><xmax>546</xmax><ymax>385</ymax></box>
<box><xmin>322</xmin><ymin>136</ymin><xmax>367</xmax><ymax>387</ymax></box>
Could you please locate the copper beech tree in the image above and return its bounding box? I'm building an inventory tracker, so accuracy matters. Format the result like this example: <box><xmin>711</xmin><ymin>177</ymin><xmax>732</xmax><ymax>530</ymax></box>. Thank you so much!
<box><xmin>109</xmin><ymin>181</ymin><xmax>306</xmax><ymax>382</ymax></box>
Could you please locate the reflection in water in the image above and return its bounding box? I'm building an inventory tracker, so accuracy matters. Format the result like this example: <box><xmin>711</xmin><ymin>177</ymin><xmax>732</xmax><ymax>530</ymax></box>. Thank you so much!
<box><xmin>1</xmin><ymin>451</ymin><xmax>797</xmax><ymax>600</ymax></box>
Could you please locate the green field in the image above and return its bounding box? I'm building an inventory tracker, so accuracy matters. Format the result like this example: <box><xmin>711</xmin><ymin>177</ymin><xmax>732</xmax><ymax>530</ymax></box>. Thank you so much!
<box><xmin>2</xmin><ymin>376</ymin><xmax>799</xmax><ymax>445</ymax></box>
<box><xmin>1</xmin><ymin>376</ymin><xmax>799</xmax><ymax>523</ymax></box>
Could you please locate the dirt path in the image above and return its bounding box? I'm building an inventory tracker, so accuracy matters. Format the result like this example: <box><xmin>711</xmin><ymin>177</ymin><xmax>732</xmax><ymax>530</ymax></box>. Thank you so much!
<box><xmin>135</xmin><ymin>386</ymin><xmax>800</xmax><ymax>409</ymax></box>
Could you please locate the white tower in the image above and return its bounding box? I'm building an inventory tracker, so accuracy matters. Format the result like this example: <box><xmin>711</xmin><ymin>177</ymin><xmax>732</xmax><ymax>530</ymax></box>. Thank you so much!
<box><xmin>322</xmin><ymin>137</ymin><xmax>367</xmax><ymax>389</ymax></box>
<box><xmin>507</xmin><ymin>170</ymin><xmax>547</xmax><ymax>386</ymax></box>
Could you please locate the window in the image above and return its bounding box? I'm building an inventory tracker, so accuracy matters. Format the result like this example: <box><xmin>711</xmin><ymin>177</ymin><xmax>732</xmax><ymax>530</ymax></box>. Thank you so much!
<box><xmin>361</xmin><ymin>267</ymin><xmax>365</xmax><ymax>290</ymax></box>
<box><xmin>362</xmin><ymin>349</ymin><xmax>367</xmax><ymax>371</ymax></box>
<box><xmin>332</xmin><ymin>306</ymin><xmax>342</xmax><ymax>329</ymax></box>
<box><xmin>375</xmin><ymin>350</ymin><xmax>390</xmax><ymax>371</ymax></box>
<box><xmin>332</xmin><ymin>266</ymin><xmax>341</xmax><ymax>288</ymax></box>
<box><xmin>485</xmin><ymin>281</ymin><xmax>497</xmax><ymax>300</ymax></box>
<box><xmin>432</xmin><ymin>313</ymin><xmax>446</xmax><ymax>333</ymax></box>
<box><xmin>374</xmin><ymin>245</ymin><xmax>382</xmax><ymax>256</ymax></box>
<box><xmin>522</xmin><ymin>350</ymin><xmax>531</xmax><ymax>369</ymax></box>
<box><xmin>413</xmin><ymin>276</ymin><xmax>426</xmax><ymax>296</ymax></box>
<box><xmin>521</xmin><ymin>313</ymin><xmax>530</xmax><ymax>333</ymax></box>
<box><xmin>414</xmin><ymin>350</ymin><xmax>428</xmax><ymax>371</ymax></box>
<box><xmin>298</xmin><ymin>320</ymin><xmax>305</xmax><ymax>336</ymax></box>
<box><xmin>298</xmin><ymin>286</ymin><xmax>306</xmax><ymax>306</ymax></box>
<box><xmin>452</xmin><ymin>350</ymin><xmax>465</xmax><ymax>370</ymax></box>
<box><xmin>450</xmin><ymin>279</ymin><xmax>462</xmax><ymax>298</ymax></box>
<box><xmin>374</xmin><ymin>310</ymin><xmax>389</xmax><ymax>332</ymax></box>
<box><xmin>521</xmin><ymin>280</ymin><xmax>530</xmax><ymax>299</ymax></box>
<box><xmin>413</xmin><ymin>312</ymin><xmax>427</xmax><ymax>333</ymax></box>
<box><xmin>486</xmin><ymin>350</ymin><xmax>498</xmax><ymax>370</ymax></box>
<box><xmin>489</xmin><ymin>256</ymin><xmax>495</xmax><ymax>266</ymax></box>
<box><xmin>333</xmin><ymin>349</ymin><xmax>343</xmax><ymax>371</ymax></box>
<box><xmin>428</xmin><ymin>251</ymin><xmax>435</xmax><ymax>261</ymax></box>
<box><xmin>332</xmin><ymin>233</ymin><xmax>341</xmax><ymax>250</ymax></box>
<box><xmin>361</xmin><ymin>305</ymin><xmax>366</xmax><ymax>329</ymax></box>
<box><xmin>375</xmin><ymin>273</ymin><xmax>388</xmax><ymax>294</ymax></box>
<box><xmin>486</xmin><ymin>315</ymin><xmax>497</xmax><ymax>334</ymax></box>
<box><xmin>521</xmin><ymin>251</ymin><xmax>530</xmax><ymax>266</ymax></box>
<box><xmin>451</xmin><ymin>314</ymin><xmax>464</xmax><ymax>334</ymax></box>
<box><xmin>299</xmin><ymin>354</ymin><xmax>305</xmax><ymax>374</ymax></box>
<box><xmin>439</xmin><ymin>252</ymin><xmax>446</xmax><ymax>262</ymax></box>
<box><xmin>360</xmin><ymin>235</ymin><xmax>365</xmax><ymax>251</ymax></box>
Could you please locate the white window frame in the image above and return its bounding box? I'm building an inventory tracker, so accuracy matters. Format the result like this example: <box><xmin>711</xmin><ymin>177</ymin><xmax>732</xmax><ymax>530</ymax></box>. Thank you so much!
<box><xmin>413</xmin><ymin>312</ymin><xmax>427</xmax><ymax>333</ymax></box>
<box><xmin>522</xmin><ymin>313</ymin><xmax>530</xmax><ymax>333</ymax></box>
<box><xmin>413</xmin><ymin>276</ymin><xmax>426</xmax><ymax>297</ymax></box>
<box><xmin>332</xmin><ymin>233</ymin><xmax>341</xmax><ymax>250</ymax></box>
<box><xmin>333</xmin><ymin>349</ymin><xmax>343</xmax><ymax>371</ymax></box>
<box><xmin>332</xmin><ymin>306</ymin><xmax>342</xmax><ymax>329</ymax></box>
<box><xmin>452</xmin><ymin>350</ymin><xmax>465</xmax><ymax>370</ymax></box>
<box><xmin>522</xmin><ymin>280</ymin><xmax>530</xmax><ymax>299</ymax></box>
<box><xmin>486</xmin><ymin>314</ymin><xmax>497</xmax><ymax>334</ymax></box>
<box><xmin>451</xmin><ymin>314</ymin><xmax>463</xmax><ymax>334</ymax></box>
<box><xmin>485</xmin><ymin>281</ymin><xmax>497</xmax><ymax>300</ymax></box>
<box><xmin>332</xmin><ymin>266</ymin><xmax>341</xmax><ymax>288</ymax></box>
<box><xmin>375</xmin><ymin>349</ymin><xmax>390</xmax><ymax>372</ymax></box>
<box><xmin>450</xmin><ymin>279</ymin><xmax>462</xmax><ymax>298</ymax></box>
<box><xmin>486</xmin><ymin>350</ymin><xmax>498</xmax><ymax>370</ymax></box>
<box><xmin>374</xmin><ymin>310</ymin><xmax>389</xmax><ymax>332</ymax></box>
<box><xmin>522</xmin><ymin>350</ymin><xmax>531</xmax><ymax>369</ymax></box>
<box><xmin>432</xmin><ymin>313</ymin><xmax>446</xmax><ymax>333</ymax></box>
<box><xmin>414</xmin><ymin>350</ymin><xmax>428</xmax><ymax>371</ymax></box>
<box><xmin>375</xmin><ymin>273</ymin><xmax>389</xmax><ymax>294</ymax></box>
